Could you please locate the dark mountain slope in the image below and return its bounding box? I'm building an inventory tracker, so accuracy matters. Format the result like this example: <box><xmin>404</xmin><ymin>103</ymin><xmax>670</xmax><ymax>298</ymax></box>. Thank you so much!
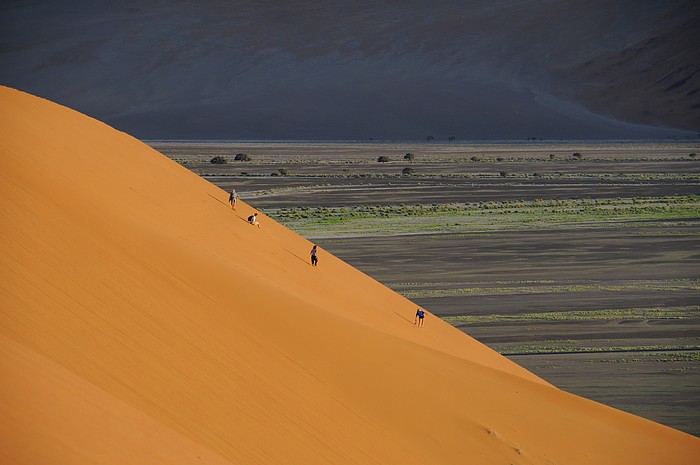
<box><xmin>1</xmin><ymin>0</ymin><xmax>697</xmax><ymax>139</ymax></box>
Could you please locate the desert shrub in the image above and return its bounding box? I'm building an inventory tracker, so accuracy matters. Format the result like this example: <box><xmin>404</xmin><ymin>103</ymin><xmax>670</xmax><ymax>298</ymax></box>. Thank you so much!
<box><xmin>402</xmin><ymin>167</ymin><xmax>415</xmax><ymax>176</ymax></box>
<box><xmin>690</xmin><ymin>153</ymin><xmax>696</xmax><ymax>159</ymax></box>
<box><xmin>278</xmin><ymin>168</ymin><xmax>289</xmax><ymax>176</ymax></box>
<box><xmin>404</xmin><ymin>153</ymin><xmax>415</xmax><ymax>161</ymax></box>
<box><xmin>234</xmin><ymin>153</ymin><xmax>252</xmax><ymax>161</ymax></box>
<box><xmin>572</xmin><ymin>152</ymin><xmax>582</xmax><ymax>160</ymax></box>
<box><xmin>378</xmin><ymin>156</ymin><xmax>390</xmax><ymax>162</ymax></box>
<box><xmin>210</xmin><ymin>155</ymin><xmax>227</xmax><ymax>164</ymax></box>
<box><xmin>470</xmin><ymin>156</ymin><xmax>479</xmax><ymax>162</ymax></box>
<box><xmin>499</xmin><ymin>171</ymin><xmax>508</xmax><ymax>177</ymax></box>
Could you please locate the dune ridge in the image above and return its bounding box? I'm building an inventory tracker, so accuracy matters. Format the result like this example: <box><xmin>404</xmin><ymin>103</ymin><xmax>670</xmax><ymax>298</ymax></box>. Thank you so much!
<box><xmin>1</xmin><ymin>86</ymin><xmax>698</xmax><ymax>464</ymax></box>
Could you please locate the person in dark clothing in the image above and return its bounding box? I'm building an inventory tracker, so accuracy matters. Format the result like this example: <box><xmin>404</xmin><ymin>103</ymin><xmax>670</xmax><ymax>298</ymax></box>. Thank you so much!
<box><xmin>310</xmin><ymin>245</ymin><xmax>318</xmax><ymax>266</ymax></box>
<box><xmin>414</xmin><ymin>308</ymin><xmax>425</xmax><ymax>327</ymax></box>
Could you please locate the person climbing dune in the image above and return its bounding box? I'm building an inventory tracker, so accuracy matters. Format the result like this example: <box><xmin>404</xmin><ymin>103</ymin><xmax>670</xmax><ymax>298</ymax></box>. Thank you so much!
<box><xmin>248</xmin><ymin>212</ymin><xmax>260</xmax><ymax>227</ymax></box>
<box><xmin>228</xmin><ymin>189</ymin><xmax>238</xmax><ymax>209</ymax></box>
<box><xmin>414</xmin><ymin>308</ymin><xmax>425</xmax><ymax>327</ymax></box>
<box><xmin>310</xmin><ymin>244</ymin><xmax>318</xmax><ymax>266</ymax></box>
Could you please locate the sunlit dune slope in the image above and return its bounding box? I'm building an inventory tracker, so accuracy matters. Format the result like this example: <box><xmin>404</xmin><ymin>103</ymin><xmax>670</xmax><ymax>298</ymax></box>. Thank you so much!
<box><xmin>1</xmin><ymin>86</ymin><xmax>698</xmax><ymax>465</ymax></box>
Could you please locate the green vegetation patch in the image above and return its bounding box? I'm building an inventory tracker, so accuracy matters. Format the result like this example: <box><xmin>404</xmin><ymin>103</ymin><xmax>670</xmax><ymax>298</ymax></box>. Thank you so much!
<box><xmin>499</xmin><ymin>344</ymin><xmax>700</xmax><ymax>356</ymax></box>
<box><xmin>404</xmin><ymin>280</ymin><xmax>700</xmax><ymax>299</ymax></box>
<box><xmin>441</xmin><ymin>305</ymin><xmax>700</xmax><ymax>324</ymax></box>
<box><xmin>265</xmin><ymin>195</ymin><xmax>700</xmax><ymax>237</ymax></box>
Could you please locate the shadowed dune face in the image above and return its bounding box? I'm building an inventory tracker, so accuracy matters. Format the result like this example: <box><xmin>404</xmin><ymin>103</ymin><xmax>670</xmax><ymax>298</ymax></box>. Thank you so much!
<box><xmin>0</xmin><ymin>0</ymin><xmax>697</xmax><ymax>139</ymax></box>
<box><xmin>1</xmin><ymin>86</ymin><xmax>699</xmax><ymax>464</ymax></box>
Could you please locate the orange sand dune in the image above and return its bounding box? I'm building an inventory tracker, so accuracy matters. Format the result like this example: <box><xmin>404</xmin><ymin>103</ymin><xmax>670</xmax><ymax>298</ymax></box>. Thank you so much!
<box><xmin>1</xmin><ymin>86</ymin><xmax>698</xmax><ymax>464</ymax></box>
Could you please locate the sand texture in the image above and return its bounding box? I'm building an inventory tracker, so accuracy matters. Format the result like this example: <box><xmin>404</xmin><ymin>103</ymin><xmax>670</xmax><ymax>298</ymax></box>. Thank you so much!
<box><xmin>1</xmin><ymin>86</ymin><xmax>698</xmax><ymax>464</ymax></box>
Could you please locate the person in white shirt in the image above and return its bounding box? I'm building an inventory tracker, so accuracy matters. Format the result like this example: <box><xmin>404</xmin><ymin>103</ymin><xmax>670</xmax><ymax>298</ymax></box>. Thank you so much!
<box><xmin>248</xmin><ymin>212</ymin><xmax>260</xmax><ymax>227</ymax></box>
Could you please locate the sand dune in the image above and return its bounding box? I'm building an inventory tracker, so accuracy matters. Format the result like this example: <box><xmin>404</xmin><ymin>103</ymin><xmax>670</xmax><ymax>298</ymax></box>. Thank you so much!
<box><xmin>1</xmin><ymin>86</ymin><xmax>698</xmax><ymax>464</ymax></box>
